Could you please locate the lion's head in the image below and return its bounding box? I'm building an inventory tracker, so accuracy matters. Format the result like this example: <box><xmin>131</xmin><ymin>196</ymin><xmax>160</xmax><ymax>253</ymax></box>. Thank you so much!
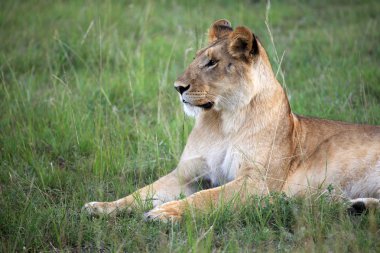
<box><xmin>175</xmin><ymin>19</ymin><xmax>272</xmax><ymax>117</ymax></box>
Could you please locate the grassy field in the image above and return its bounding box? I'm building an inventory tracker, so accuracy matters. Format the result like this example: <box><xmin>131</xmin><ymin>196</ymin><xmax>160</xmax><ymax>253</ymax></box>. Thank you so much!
<box><xmin>1</xmin><ymin>0</ymin><xmax>380</xmax><ymax>251</ymax></box>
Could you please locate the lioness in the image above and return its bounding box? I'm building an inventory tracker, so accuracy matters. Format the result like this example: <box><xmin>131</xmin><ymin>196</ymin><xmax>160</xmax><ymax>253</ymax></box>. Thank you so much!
<box><xmin>84</xmin><ymin>19</ymin><xmax>380</xmax><ymax>221</ymax></box>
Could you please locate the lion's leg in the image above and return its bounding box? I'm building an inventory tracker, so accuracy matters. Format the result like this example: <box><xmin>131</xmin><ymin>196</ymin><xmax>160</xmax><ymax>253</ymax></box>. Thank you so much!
<box><xmin>144</xmin><ymin>176</ymin><xmax>265</xmax><ymax>221</ymax></box>
<box><xmin>83</xmin><ymin>157</ymin><xmax>207</xmax><ymax>216</ymax></box>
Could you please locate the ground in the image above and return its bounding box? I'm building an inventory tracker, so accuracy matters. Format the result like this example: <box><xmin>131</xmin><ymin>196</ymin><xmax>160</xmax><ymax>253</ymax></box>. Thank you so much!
<box><xmin>1</xmin><ymin>0</ymin><xmax>380</xmax><ymax>251</ymax></box>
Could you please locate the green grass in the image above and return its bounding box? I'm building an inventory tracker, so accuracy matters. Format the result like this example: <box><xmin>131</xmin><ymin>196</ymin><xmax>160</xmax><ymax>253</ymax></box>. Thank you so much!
<box><xmin>1</xmin><ymin>0</ymin><xmax>380</xmax><ymax>251</ymax></box>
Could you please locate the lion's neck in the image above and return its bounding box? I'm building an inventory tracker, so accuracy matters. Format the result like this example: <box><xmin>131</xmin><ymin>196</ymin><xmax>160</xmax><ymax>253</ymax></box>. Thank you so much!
<box><xmin>220</xmin><ymin>88</ymin><xmax>289</xmax><ymax>134</ymax></box>
<box><xmin>220</xmin><ymin>55</ymin><xmax>291</xmax><ymax>135</ymax></box>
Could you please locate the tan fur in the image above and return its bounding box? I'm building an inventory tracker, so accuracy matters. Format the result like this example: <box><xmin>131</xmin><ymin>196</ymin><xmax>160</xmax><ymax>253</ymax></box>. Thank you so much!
<box><xmin>83</xmin><ymin>20</ymin><xmax>380</xmax><ymax>221</ymax></box>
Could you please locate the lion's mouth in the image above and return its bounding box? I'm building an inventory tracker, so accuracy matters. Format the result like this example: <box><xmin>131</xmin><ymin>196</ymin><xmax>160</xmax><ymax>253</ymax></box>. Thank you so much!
<box><xmin>197</xmin><ymin>102</ymin><xmax>214</xmax><ymax>109</ymax></box>
<box><xmin>183</xmin><ymin>100</ymin><xmax>214</xmax><ymax>110</ymax></box>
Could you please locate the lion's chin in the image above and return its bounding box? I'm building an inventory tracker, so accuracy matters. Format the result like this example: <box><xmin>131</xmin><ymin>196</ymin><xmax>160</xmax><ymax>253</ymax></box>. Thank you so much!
<box><xmin>183</xmin><ymin>102</ymin><xmax>214</xmax><ymax>117</ymax></box>
<box><xmin>183</xmin><ymin>104</ymin><xmax>202</xmax><ymax>117</ymax></box>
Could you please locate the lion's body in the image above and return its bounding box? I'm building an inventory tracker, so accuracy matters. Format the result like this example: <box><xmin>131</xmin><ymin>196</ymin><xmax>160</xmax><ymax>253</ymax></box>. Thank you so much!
<box><xmin>285</xmin><ymin>116</ymin><xmax>380</xmax><ymax>198</ymax></box>
<box><xmin>83</xmin><ymin>19</ymin><xmax>380</xmax><ymax>220</ymax></box>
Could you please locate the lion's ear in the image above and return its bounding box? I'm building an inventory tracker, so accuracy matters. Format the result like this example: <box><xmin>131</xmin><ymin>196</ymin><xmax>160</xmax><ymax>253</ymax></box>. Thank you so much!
<box><xmin>228</xmin><ymin>26</ymin><xmax>259</xmax><ymax>60</ymax></box>
<box><xmin>208</xmin><ymin>19</ymin><xmax>233</xmax><ymax>43</ymax></box>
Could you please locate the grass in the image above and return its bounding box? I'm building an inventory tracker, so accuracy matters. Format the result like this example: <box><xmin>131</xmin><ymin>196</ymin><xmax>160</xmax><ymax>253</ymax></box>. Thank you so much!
<box><xmin>1</xmin><ymin>0</ymin><xmax>380</xmax><ymax>251</ymax></box>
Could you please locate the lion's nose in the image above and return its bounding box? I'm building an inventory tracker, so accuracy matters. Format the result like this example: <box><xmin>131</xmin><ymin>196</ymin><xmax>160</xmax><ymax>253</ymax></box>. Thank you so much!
<box><xmin>174</xmin><ymin>84</ymin><xmax>190</xmax><ymax>95</ymax></box>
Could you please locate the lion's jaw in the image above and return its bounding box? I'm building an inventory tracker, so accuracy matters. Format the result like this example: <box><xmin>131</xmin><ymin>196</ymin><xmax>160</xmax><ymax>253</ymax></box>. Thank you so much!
<box><xmin>177</xmin><ymin>74</ymin><xmax>256</xmax><ymax>118</ymax></box>
<box><xmin>182</xmin><ymin>100</ymin><xmax>203</xmax><ymax>117</ymax></box>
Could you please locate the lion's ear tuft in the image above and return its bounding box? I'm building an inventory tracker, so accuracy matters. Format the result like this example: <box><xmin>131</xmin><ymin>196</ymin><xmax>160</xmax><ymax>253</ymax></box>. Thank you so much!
<box><xmin>228</xmin><ymin>26</ymin><xmax>259</xmax><ymax>61</ymax></box>
<box><xmin>208</xmin><ymin>19</ymin><xmax>233</xmax><ymax>43</ymax></box>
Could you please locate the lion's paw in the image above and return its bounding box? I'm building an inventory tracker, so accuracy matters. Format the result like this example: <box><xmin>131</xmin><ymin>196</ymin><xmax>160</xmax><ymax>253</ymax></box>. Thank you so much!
<box><xmin>82</xmin><ymin>201</ymin><xmax>116</xmax><ymax>216</ymax></box>
<box><xmin>144</xmin><ymin>200</ymin><xmax>185</xmax><ymax>222</ymax></box>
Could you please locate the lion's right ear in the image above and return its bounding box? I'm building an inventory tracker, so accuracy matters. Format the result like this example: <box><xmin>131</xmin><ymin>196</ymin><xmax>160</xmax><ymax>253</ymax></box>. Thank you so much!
<box><xmin>228</xmin><ymin>26</ymin><xmax>259</xmax><ymax>61</ymax></box>
<box><xmin>208</xmin><ymin>19</ymin><xmax>233</xmax><ymax>43</ymax></box>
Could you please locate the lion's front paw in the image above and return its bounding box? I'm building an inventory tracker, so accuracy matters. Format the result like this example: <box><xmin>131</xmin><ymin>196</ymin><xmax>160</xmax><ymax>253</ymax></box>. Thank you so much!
<box><xmin>82</xmin><ymin>201</ymin><xmax>116</xmax><ymax>216</ymax></box>
<box><xmin>144</xmin><ymin>200</ymin><xmax>185</xmax><ymax>222</ymax></box>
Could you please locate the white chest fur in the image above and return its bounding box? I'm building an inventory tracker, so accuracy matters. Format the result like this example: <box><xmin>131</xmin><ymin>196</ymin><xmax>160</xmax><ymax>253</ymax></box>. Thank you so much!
<box><xmin>206</xmin><ymin>145</ymin><xmax>242</xmax><ymax>186</ymax></box>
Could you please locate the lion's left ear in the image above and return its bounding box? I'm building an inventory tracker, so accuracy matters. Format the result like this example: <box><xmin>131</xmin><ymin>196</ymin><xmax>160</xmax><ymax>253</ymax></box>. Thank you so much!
<box><xmin>208</xmin><ymin>19</ymin><xmax>233</xmax><ymax>43</ymax></box>
<box><xmin>228</xmin><ymin>26</ymin><xmax>259</xmax><ymax>61</ymax></box>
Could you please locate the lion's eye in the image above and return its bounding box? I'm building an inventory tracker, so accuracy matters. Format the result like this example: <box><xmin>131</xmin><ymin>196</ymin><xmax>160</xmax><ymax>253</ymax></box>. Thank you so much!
<box><xmin>205</xmin><ymin>59</ymin><xmax>218</xmax><ymax>68</ymax></box>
